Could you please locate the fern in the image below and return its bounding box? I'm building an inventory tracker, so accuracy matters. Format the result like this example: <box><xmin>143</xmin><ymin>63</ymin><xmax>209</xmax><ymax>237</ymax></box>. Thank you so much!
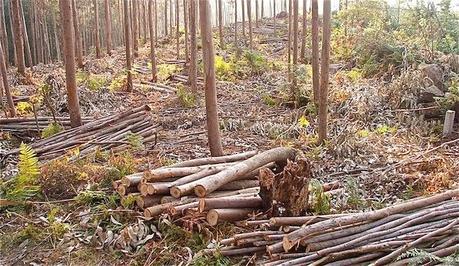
<box><xmin>398</xmin><ymin>248</ymin><xmax>459</xmax><ymax>265</ymax></box>
<box><xmin>1</xmin><ymin>143</ymin><xmax>40</xmax><ymax>202</ymax></box>
<box><xmin>126</xmin><ymin>132</ymin><xmax>145</xmax><ymax>150</ymax></box>
<box><xmin>41</xmin><ymin>122</ymin><xmax>64</xmax><ymax>138</ymax></box>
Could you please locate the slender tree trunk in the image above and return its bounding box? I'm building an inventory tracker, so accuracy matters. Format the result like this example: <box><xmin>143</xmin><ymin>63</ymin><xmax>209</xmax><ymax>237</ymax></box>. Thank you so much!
<box><xmin>0</xmin><ymin>0</ymin><xmax>9</xmax><ymax>68</ymax></box>
<box><xmin>261</xmin><ymin>0</ymin><xmax>264</xmax><ymax>18</ymax></box>
<box><xmin>165</xmin><ymin>0</ymin><xmax>168</xmax><ymax>36</ymax></box>
<box><xmin>242</xmin><ymin>0</ymin><xmax>245</xmax><ymax>37</ymax></box>
<box><xmin>18</xmin><ymin>0</ymin><xmax>32</xmax><ymax>67</ymax></box>
<box><xmin>43</xmin><ymin>10</ymin><xmax>52</xmax><ymax>64</ymax></box>
<box><xmin>94</xmin><ymin>0</ymin><xmax>101</xmax><ymax>58</ymax></box>
<box><xmin>273</xmin><ymin>0</ymin><xmax>276</xmax><ymax>36</ymax></box>
<box><xmin>132</xmin><ymin>0</ymin><xmax>139</xmax><ymax>57</ymax></box>
<box><xmin>149</xmin><ymin>0</ymin><xmax>157</xmax><ymax>82</ymax></box>
<box><xmin>184</xmin><ymin>0</ymin><xmax>189</xmax><ymax>63</ymax></box>
<box><xmin>0</xmin><ymin>42</ymin><xmax>15</xmax><ymax>117</ymax></box>
<box><xmin>255</xmin><ymin>0</ymin><xmax>259</xmax><ymax>27</ymax></box>
<box><xmin>143</xmin><ymin>0</ymin><xmax>147</xmax><ymax>41</ymax></box>
<box><xmin>8</xmin><ymin>5</ymin><xmax>17</xmax><ymax>66</ymax></box>
<box><xmin>234</xmin><ymin>0</ymin><xmax>238</xmax><ymax>48</ymax></box>
<box><xmin>300</xmin><ymin>0</ymin><xmax>307</xmax><ymax>61</ymax></box>
<box><xmin>154</xmin><ymin>0</ymin><xmax>158</xmax><ymax>44</ymax></box>
<box><xmin>218</xmin><ymin>0</ymin><xmax>224</xmax><ymax>47</ymax></box>
<box><xmin>311</xmin><ymin>0</ymin><xmax>319</xmax><ymax>105</ymax></box>
<box><xmin>105</xmin><ymin>0</ymin><xmax>113</xmax><ymax>55</ymax></box>
<box><xmin>247</xmin><ymin>0</ymin><xmax>252</xmax><ymax>49</ymax></box>
<box><xmin>199</xmin><ymin>0</ymin><xmax>224</xmax><ymax>157</ymax></box>
<box><xmin>176</xmin><ymin>0</ymin><xmax>180</xmax><ymax>59</ymax></box>
<box><xmin>51</xmin><ymin>9</ymin><xmax>61</xmax><ymax>62</ymax></box>
<box><xmin>11</xmin><ymin>0</ymin><xmax>25</xmax><ymax>75</ymax></box>
<box><xmin>292</xmin><ymin>0</ymin><xmax>299</xmax><ymax>95</ymax></box>
<box><xmin>124</xmin><ymin>0</ymin><xmax>133</xmax><ymax>91</ymax></box>
<box><xmin>189</xmin><ymin>0</ymin><xmax>197</xmax><ymax>92</ymax></box>
<box><xmin>318</xmin><ymin>0</ymin><xmax>331</xmax><ymax>144</ymax></box>
<box><xmin>72</xmin><ymin>0</ymin><xmax>84</xmax><ymax>67</ymax></box>
<box><xmin>169</xmin><ymin>0</ymin><xmax>173</xmax><ymax>36</ymax></box>
<box><xmin>287</xmin><ymin>0</ymin><xmax>292</xmax><ymax>82</ymax></box>
<box><xmin>30</xmin><ymin>1</ymin><xmax>37</xmax><ymax>65</ymax></box>
<box><xmin>59</xmin><ymin>0</ymin><xmax>82</xmax><ymax>127</ymax></box>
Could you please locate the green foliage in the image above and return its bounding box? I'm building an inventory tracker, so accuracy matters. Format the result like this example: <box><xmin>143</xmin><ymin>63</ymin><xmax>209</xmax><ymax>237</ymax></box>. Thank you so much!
<box><xmin>243</xmin><ymin>50</ymin><xmax>269</xmax><ymax>75</ymax></box>
<box><xmin>261</xmin><ymin>93</ymin><xmax>277</xmax><ymax>107</ymax></box>
<box><xmin>126</xmin><ymin>132</ymin><xmax>145</xmax><ymax>151</ymax></box>
<box><xmin>157</xmin><ymin>64</ymin><xmax>181</xmax><ymax>81</ymax></box>
<box><xmin>345</xmin><ymin>177</ymin><xmax>365</xmax><ymax>209</ymax></box>
<box><xmin>120</xmin><ymin>193</ymin><xmax>137</xmax><ymax>208</ymax></box>
<box><xmin>16</xmin><ymin>101</ymin><xmax>33</xmax><ymax>116</ymax></box>
<box><xmin>1</xmin><ymin>143</ymin><xmax>40</xmax><ymax>203</ymax></box>
<box><xmin>108</xmin><ymin>151</ymin><xmax>136</xmax><ymax>176</ymax></box>
<box><xmin>375</xmin><ymin>124</ymin><xmax>397</xmax><ymax>135</ymax></box>
<box><xmin>41</xmin><ymin>122</ymin><xmax>64</xmax><ymax>138</ymax></box>
<box><xmin>109</xmin><ymin>75</ymin><xmax>127</xmax><ymax>92</ymax></box>
<box><xmin>176</xmin><ymin>84</ymin><xmax>197</xmax><ymax>108</ymax></box>
<box><xmin>437</xmin><ymin>76</ymin><xmax>459</xmax><ymax>110</ymax></box>
<box><xmin>190</xmin><ymin>252</ymin><xmax>231</xmax><ymax>266</ymax></box>
<box><xmin>215</xmin><ymin>55</ymin><xmax>235</xmax><ymax>81</ymax></box>
<box><xmin>76</xmin><ymin>71</ymin><xmax>109</xmax><ymax>91</ymax></box>
<box><xmin>75</xmin><ymin>190</ymin><xmax>109</xmax><ymax>206</ymax></box>
<box><xmin>309</xmin><ymin>179</ymin><xmax>331</xmax><ymax>215</ymax></box>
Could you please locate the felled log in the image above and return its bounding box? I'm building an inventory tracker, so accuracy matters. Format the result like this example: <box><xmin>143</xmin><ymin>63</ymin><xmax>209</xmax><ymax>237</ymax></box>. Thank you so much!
<box><xmin>170</xmin><ymin>150</ymin><xmax>258</xmax><ymax>167</ymax></box>
<box><xmin>136</xmin><ymin>195</ymin><xmax>162</xmax><ymax>209</ymax></box>
<box><xmin>194</xmin><ymin>147</ymin><xmax>296</xmax><ymax>197</ymax></box>
<box><xmin>206</xmin><ymin>208</ymin><xmax>257</xmax><ymax>226</ymax></box>
<box><xmin>143</xmin><ymin>162</ymin><xmax>236</xmax><ymax>182</ymax></box>
<box><xmin>198</xmin><ymin>196</ymin><xmax>263</xmax><ymax>212</ymax></box>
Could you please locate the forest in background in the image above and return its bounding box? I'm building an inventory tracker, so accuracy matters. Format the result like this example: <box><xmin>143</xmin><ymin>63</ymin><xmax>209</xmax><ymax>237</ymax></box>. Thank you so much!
<box><xmin>0</xmin><ymin>0</ymin><xmax>459</xmax><ymax>265</ymax></box>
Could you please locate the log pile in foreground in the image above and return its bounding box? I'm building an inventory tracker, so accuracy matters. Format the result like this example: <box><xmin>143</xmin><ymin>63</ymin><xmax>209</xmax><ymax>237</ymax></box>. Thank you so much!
<box><xmin>114</xmin><ymin>148</ymin><xmax>298</xmax><ymax>224</ymax></box>
<box><xmin>206</xmin><ymin>189</ymin><xmax>459</xmax><ymax>265</ymax></box>
<box><xmin>4</xmin><ymin>105</ymin><xmax>159</xmax><ymax>162</ymax></box>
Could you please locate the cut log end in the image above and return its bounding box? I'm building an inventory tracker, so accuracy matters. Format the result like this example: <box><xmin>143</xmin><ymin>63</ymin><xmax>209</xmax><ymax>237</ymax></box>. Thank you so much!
<box><xmin>207</xmin><ymin>209</ymin><xmax>220</xmax><ymax>226</ymax></box>
<box><xmin>194</xmin><ymin>185</ymin><xmax>207</xmax><ymax>197</ymax></box>
<box><xmin>170</xmin><ymin>186</ymin><xmax>181</xmax><ymax>198</ymax></box>
<box><xmin>139</xmin><ymin>183</ymin><xmax>149</xmax><ymax>196</ymax></box>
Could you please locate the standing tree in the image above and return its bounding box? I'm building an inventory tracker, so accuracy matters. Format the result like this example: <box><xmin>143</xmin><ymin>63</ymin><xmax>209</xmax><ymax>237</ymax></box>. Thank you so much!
<box><xmin>148</xmin><ymin>0</ymin><xmax>157</xmax><ymax>82</ymax></box>
<box><xmin>188</xmin><ymin>0</ymin><xmax>197</xmax><ymax>91</ymax></box>
<box><xmin>72</xmin><ymin>0</ymin><xmax>84</xmax><ymax>68</ymax></box>
<box><xmin>183</xmin><ymin>0</ymin><xmax>189</xmax><ymax>63</ymax></box>
<box><xmin>300</xmin><ymin>0</ymin><xmax>307</xmax><ymax>61</ymax></box>
<box><xmin>0</xmin><ymin>42</ymin><xmax>15</xmax><ymax>117</ymax></box>
<box><xmin>94</xmin><ymin>0</ymin><xmax>101</xmax><ymax>58</ymax></box>
<box><xmin>247</xmin><ymin>0</ymin><xmax>253</xmax><ymax>49</ymax></box>
<box><xmin>105</xmin><ymin>0</ymin><xmax>113</xmax><ymax>55</ymax></box>
<box><xmin>132</xmin><ymin>0</ymin><xmax>139</xmax><ymax>57</ymax></box>
<box><xmin>311</xmin><ymin>0</ymin><xmax>319</xmax><ymax>105</ymax></box>
<box><xmin>165</xmin><ymin>0</ymin><xmax>168</xmax><ymax>36</ymax></box>
<box><xmin>318</xmin><ymin>0</ymin><xmax>331</xmax><ymax>144</ymax></box>
<box><xmin>59</xmin><ymin>0</ymin><xmax>83</xmax><ymax>127</ymax></box>
<box><xmin>176</xmin><ymin>0</ymin><xmax>180</xmax><ymax>58</ymax></box>
<box><xmin>218</xmin><ymin>0</ymin><xmax>224</xmax><ymax>48</ymax></box>
<box><xmin>199</xmin><ymin>0</ymin><xmax>224</xmax><ymax>156</ymax></box>
<box><xmin>292</xmin><ymin>0</ymin><xmax>299</xmax><ymax>94</ymax></box>
<box><xmin>255</xmin><ymin>0</ymin><xmax>259</xmax><ymax>27</ymax></box>
<box><xmin>234</xmin><ymin>0</ymin><xmax>238</xmax><ymax>48</ymax></box>
<box><xmin>273</xmin><ymin>0</ymin><xmax>276</xmax><ymax>36</ymax></box>
<box><xmin>242</xmin><ymin>0</ymin><xmax>246</xmax><ymax>38</ymax></box>
<box><xmin>0</xmin><ymin>0</ymin><xmax>9</xmax><ymax>68</ymax></box>
<box><xmin>124</xmin><ymin>0</ymin><xmax>133</xmax><ymax>91</ymax></box>
<box><xmin>18</xmin><ymin>1</ymin><xmax>32</xmax><ymax>67</ymax></box>
<box><xmin>11</xmin><ymin>0</ymin><xmax>26</xmax><ymax>75</ymax></box>
<box><xmin>287</xmin><ymin>0</ymin><xmax>292</xmax><ymax>82</ymax></box>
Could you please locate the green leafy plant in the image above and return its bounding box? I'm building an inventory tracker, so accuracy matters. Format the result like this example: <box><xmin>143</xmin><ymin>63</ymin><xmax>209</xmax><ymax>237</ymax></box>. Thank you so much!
<box><xmin>157</xmin><ymin>64</ymin><xmax>181</xmax><ymax>81</ymax></box>
<box><xmin>41</xmin><ymin>122</ymin><xmax>64</xmax><ymax>138</ymax></box>
<box><xmin>76</xmin><ymin>71</ymin><xmax>108</xmax><ymax>91</ymax></box>
<box><xmin>215</xmin><ymin>55</ymin><xmax>235</xmax><ymax>81</ymax></box>
<box><xmin>1</xmin><ymin>143</ymin><xmax>41</xmax><ymax>202</ymax></box>
<box><xmin>16</xmin><ymin>101</ymin><xmax>33</xmax><ymax>116</ymax></box>
<box><xmin>177</xmin><ymin>85</ymin><xmax>197</xmax><ymax>108</ymax></box>
<box><xmin>244</xmin><ymin>50</ymin><xmax>268</xmax><ymax>75</ymax></box>
<box><xmin>126</xmin><ymin>132</ymin><xmax>145</xmax><ymax>151</ymax></box>
<box><xmin>309</xmin><ymin>179</ymin><xmax>331</xmax><ymax>214</ymax></box>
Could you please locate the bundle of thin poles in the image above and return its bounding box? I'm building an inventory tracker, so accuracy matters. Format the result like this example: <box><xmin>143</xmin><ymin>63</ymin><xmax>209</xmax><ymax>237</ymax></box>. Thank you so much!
<box><xmin>114</xmin><ymin>148</ymin><xmax>297</xmax><ymax>225</ymax></box>
<box><xmin>4</xmin><ymin>105</ymin><xmax>159</xmax><ymax>162</ymax></box>
<box><xmin>205</xmin><ymin>190</ymin><xmax>459</xmax><ymax>266</ymax></box>
<box><xmin>0</xmin><ymin>116</ymin><xmax>92</xmax><ymax>133</ymax></box>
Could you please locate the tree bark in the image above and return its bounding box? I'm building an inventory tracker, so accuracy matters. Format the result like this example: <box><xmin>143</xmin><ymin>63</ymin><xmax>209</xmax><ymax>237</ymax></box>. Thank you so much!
<box><xmin>149</xmin><ymin>0</ymin><xmax>157</xmax><ymax>82</ymax></box>
<box><xmin>175</xmin><ymin>0</ymin><xmax>180</xmax><ymax>59</ymax></box>
<box><xmin>164</xmin><ymin>0</ymin><xmax>168</xmax><ymax>36</ymax></box>
<box><xmin>8</xmin><ymin>4</ymin><xmax>17</xmax><ymax>66</ymax></box>
<box><xmin>199</xmin><ymin>196</ymin><xmax>263</xmax><ymax>212</ymax></box>
<box><xmin>183</xmin><ymin>0</ymin><xmax>189</xmax><ymax>63</ymax></box>
<box><xmin>18</xmin><ymin>0</ymin><xmax>32</xmax><ymax>67</ymax></box>
<box><xmin>154</xmin><ymin>0</ymin><xmax>158</xmax><ymax>44</ymax></box>
<box><xmin>199</xmin><ymin>0</ymin><xmax>224</xmax><ymax>156</ymax></box>
<box><xmin>311</xmin><ymin>0</ymin><xmax>319</xmax><ymax>105</ymax></box>
<box><xmin>247</xmin><ymin>0</ymin><xmax>253</xmax><ymax>49</ymax></box>
<box><xmin>105</xmin><ymin>0</ymin><xmax>113</xmax><ymax>55</ymax></box>
<box><xmin>218</xmin><ymin>0</ymin><xmax>224</xmax><ymax>48</ymax></box>
<box><xmin>94</xmin><ymin>0</ymin><xmax>101</xmax><ymax>58</ymax></box>
<box><xmin>188</xmin><ymin>0</ymin><xmax>197</xmax><ymax>91</ymax></box>
<box><xmin>0</xmin><ymin>42</ymin><xmax>15</xmax><ymax>116</ymax></box>
<box><xmin>255</xmin><ymin>0</ymin><xmax>259</xmax><ymax>27</ymax></box>
<box><xmin>11</xmin><ymin>0</ymin><xmax>25</xmax><ymax>75</ymax></box>
<box><xmin>132</xmin><ymin>0</ymin><xmax>139</xmax><ymax>57</ymax></box>
<box><xmin>273</xmin><ymin>0</ymin><xmax>276</xmax><ymax>36</ymax></box>
<box><xmin>318</xmin><ymin>0</ymin><xmax>331</xmax><ymax>144</ymax></box>
<box><xmin>292</xmin><ymin>0</ymin><xmax>299</xmax><ymax>98</ymax></box>
<box><xmin>207</xmin><ymin>208</ymin><xmax>256</xmax><ymax>226</ymax></box>
<box><xmin>71</xmin><ymin>0</ymin><xmax>84</xmax><ymax>68</ymax></box>
<box><xmin>0</xmin><ymin>0</ymin><xmax>9</xmax><ymax>68</ymax></box>
<box><xmin>59</xmin><ymin>0</ymin><xmax>83</xmax><ymax>127</ymax></box>
<box><xmin>234</xmin><ymin>0</ymin><xmax>238</xmax><ymax>48</ymax></box>
<box><xmin>300</xmin><ymin>0</ymin><xmax>307</xmax><ymax>61</ymax></box>
<box><xmin>124</xmin><ymin>0</ymin><xmax>133</xmax><ymax>92</ymax></box>
<box><xmin>194</xmin><ymin>147</ymin><xmax>296</xmax><ymax>197</ymax></box>
<box><xmin>241</xmin><ymin>0</ymin><xmax>246</xmax><ymax>37</ymax></box>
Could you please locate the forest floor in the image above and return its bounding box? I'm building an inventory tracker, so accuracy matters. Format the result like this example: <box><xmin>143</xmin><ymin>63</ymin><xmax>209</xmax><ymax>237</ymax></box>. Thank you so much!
<box><xmin>1</xmin><ymin>21</ymin><xmax>459</xmax><ymax>265</ymax></box>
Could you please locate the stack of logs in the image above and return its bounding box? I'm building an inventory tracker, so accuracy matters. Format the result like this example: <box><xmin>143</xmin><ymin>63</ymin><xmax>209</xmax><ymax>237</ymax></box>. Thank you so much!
<box><xmin>114</xmin><ymin>148</ymin><xmax>299</xmax><ymax>225</ymax></box>
<box><xmin>0</xmin><ymin>116</ymin><xmax>93</xmax><ymax>134</ymax></box>
<box><xmin>3</xmin><ymin>105</ymin><xmax>159</xmax><ymax>162</ymax></box>
<box><xmin>206</xmin><ymin>189</ymin><xmax>459</xmax><ymax>265</ymax></box>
